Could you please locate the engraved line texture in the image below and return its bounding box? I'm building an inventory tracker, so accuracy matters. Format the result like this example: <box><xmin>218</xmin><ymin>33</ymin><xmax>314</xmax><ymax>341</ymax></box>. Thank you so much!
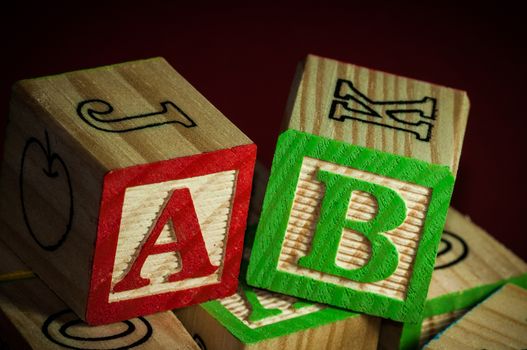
<box><xmin>110</xmin><ymin>170</ymin><xmax>236</xmax><ymax>302</ymax></box>
<box><xmin>277</xmin><ymin>157</ymin><xmax>431</xmax><ymax>300</ymax></box>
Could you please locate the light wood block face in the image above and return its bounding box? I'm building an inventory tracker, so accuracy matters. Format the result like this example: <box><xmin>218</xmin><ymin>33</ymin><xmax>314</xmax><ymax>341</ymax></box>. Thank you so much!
<box><xmin>175</xmin><ymin>281</ymin><xmax>380</xmax><ymax>350</ymax></box>
<box><xmin>378</xmin><ymin>207</ymin><xmax>527</xmax><ymax>350</ymax></box>
<box><xmin>15</xmin><ymin>57</ymin><xmax>252</xmax><ymax>168</ymax></box>
<box><xmin>247</xmin><ymin>54</ymin><xmax>469</xmax><ymax>322</ymax></box>
<box><xmin>425</xmin><ymin>284</ymin><xmax>527</xmax><ymax>349</ymax></box>
<box><xmin>108</xmin><ymin>170</ymin><xmax>237</xmax><ymax>303</ymax></box>
<box><xmin>0</xmin><ymin>57</ymin><xmax>256</xmax><ymax>325</ymax></box>
<box><xmin>247</xmin><ymin>131</ymin><xmax>454</xmax><ymax>322</ymax></box>
<box><xmin>285</xmin><ymin>54</ymin><xmax>469</xmax><ymax>174</ymax></box>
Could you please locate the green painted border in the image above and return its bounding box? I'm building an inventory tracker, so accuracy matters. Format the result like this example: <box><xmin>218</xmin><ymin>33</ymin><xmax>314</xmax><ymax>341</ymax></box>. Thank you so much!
<box><xmin>201</xmin><ymin>290</ymin><xmax>357</xmax><ymax>344</ymax></box>
<box><xmin>247</xmin><ymin>129</ymin><xmax>455</xmax><ymax>322</ymax></box>
<box><xmin>398</xmin><ymin>273</ymin><xmax>527</xmax><ymax>349</ymax></box>
<box><xmin>399</xmin><ymin>322</ymin><xmax>422</xmax><ymax>350</ymax></box>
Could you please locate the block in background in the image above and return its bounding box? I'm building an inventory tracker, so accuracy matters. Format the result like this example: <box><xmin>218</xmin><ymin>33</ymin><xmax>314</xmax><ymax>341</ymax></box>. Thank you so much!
<box><xmin>0</xmin><ymin>235</ymin><xmax>199</xmax><ymax>350</ymax></box>
<box><xmin>175</xmin><ymin>164</ymin><xmax>380</xmax><ymax>350</ymax></box>
<box><xmin>247</xmin><ymin>54</ymin><xmax>469</xmax><ymax>322</ymax></box>
<box><xmin>378</xmin><ymin>207</ymin><xmax>527</xmax><ymax>350</ymax></box>
<box><xmin>424</xmin><ymin>284</ymin><xmax>527</xmax><ymax>349</ymax></box>
<box><xmin>0</xmin><ymin>57</ymin><xmax>256</xmax><ymax>324</ymax></box>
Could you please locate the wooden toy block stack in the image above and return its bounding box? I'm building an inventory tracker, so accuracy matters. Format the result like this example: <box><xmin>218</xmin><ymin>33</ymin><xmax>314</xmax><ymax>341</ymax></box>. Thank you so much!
<box><xmin>0</xmin><ymin>57</ymin><xmax>256</xmax><ymax>326</ymax></box>
<box><xmin>1</xmin><ymin>54</ymin><xmax>526</xmax><ymax>350</ymax></box>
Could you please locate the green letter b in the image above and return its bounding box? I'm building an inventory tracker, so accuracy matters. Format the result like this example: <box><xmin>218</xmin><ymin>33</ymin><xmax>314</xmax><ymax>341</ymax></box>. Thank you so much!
<box><xmin>297</xmin><ymin>170</ymin><xmax>406</xmax><ymax>283</ymax></box>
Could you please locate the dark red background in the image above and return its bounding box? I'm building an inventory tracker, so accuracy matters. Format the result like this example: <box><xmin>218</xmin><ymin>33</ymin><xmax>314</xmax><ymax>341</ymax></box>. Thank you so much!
<box><xmin>1</xmin><ymin>2</ymin><xmax>525</xmax><ymax>259</ymax></box>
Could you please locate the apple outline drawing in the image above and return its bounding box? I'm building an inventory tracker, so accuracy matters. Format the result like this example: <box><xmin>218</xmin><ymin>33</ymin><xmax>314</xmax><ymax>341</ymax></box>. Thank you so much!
<box><xmin>19</xmin><ymin>130</ymin><xmax>74</xmax><ymax>251</ymax></box>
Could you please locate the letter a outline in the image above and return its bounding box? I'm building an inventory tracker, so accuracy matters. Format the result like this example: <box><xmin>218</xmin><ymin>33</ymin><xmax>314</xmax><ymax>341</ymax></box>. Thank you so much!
<box><xmin>113</xmin><ymin>188</ymin><xmax>218</xmax><ymax>292</ymax></box>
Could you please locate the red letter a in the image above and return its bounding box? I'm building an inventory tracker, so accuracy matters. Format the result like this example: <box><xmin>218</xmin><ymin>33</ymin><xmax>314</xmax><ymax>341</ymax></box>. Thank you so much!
<box><xmin>113</xmin><ymin>188</ymin><xmax>218</xmax><ymax>292</ymax></box>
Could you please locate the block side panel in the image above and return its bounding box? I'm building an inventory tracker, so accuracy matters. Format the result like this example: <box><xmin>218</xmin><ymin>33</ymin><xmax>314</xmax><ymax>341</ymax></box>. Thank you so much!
<box><xmin>419</xmin><ymin>309</ymin><xmax>467</xmax><ymax>347</ymax></box>
<box><xmin>286</xmin><ymin>54</ymin><xmax>469</xmax><ymax>174</ymax></box>
<box><xmin>218</xmin><ymin>285</ymin><xmax>325</xmax><ymax>330</ymax></box>
<box><xmin>276</xmin><ymin>156</ymin><xmax>432</xmax><ymax>301</ymax></box>
<box><xmin>108</xmin><ymin>169</ymin><xmax>237</xmax><ymax>302</ymax></box>
<box><xmin>0</xmin><ymin>239</ymin><xmax>30</xmax><ymax>279</ymax></box>
<box><xmin>0</xmin><ymin>95</ymin><xmax>105</xmax><ymax>319</ymax></box>
<box><xmin>14</xmin><ymin>57</ymin><xmax>253</xmax><ymax>170</ymax></box>
<box><xmin>378</xmin><ymin>320</ymin><xmax>404</xmax><ymax>350</ymax></box>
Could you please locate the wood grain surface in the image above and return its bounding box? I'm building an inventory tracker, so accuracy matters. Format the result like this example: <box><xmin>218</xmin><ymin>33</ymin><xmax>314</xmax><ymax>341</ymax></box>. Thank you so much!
<box><xmin>285</xmin><ymin>54</ymin><xmax>469</xmax><ymax>174</ymax></box>
<box><xmin>425</xmin><ymin>284</ymin><xmax>527</xmax><ymax>349</ymax></box>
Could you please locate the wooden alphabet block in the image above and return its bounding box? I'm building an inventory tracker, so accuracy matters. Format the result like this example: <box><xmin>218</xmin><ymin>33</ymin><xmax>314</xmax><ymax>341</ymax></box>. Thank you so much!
<box><xmin>0</xmin><ymin>57</ymin><xmax>256</xmax><ymax>324</ymax></box>
<box><xmin>0</xmin><ymin>233</ymin><xmax>199</xmax><ymax>349</ymax></box>
<box><xmin>247</xmin><ymin>54</ymin><xmax>470</xmax><ymax>322</ymax></box>
<box><xmin>424</xmin><ymin>284</ymin><xmax>527</xmax><ymax>349</ymax></box>
<box><xmin>378</xmin><ymin>207</ymin><xmax>527</xmax><ymax>349</ymax></box>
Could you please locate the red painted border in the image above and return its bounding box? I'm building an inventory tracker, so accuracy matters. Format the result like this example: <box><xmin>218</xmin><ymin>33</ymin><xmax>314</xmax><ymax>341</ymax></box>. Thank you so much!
<box><xmin>86</xmin><ymin>143</ymin><xmax>256</xmax><ymax>325</ymax></box>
